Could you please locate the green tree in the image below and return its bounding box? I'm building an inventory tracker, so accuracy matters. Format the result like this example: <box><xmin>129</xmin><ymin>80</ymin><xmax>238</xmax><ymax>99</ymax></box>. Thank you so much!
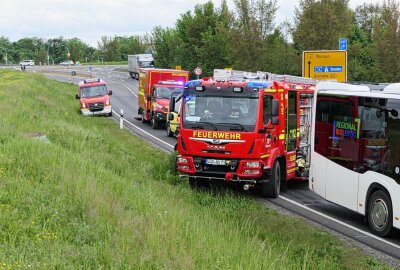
<box><xmin>227</xmin><ymin>0</ymin><xmax>278</xmax><ymax>71</ymax></box>
<box><xmin>373</xmin><ymin>0</ymin><xmax>400</xmax><ymax>82</ymax></box>
<box><xmin>347</xmin><ymin>3</ymin><xmax>381</xmax><ymax>81</ymax></box>
<box><xmin>293</xmin><ymin>0</ymin><xmax>353</xmax><ymax>51</ymax></box>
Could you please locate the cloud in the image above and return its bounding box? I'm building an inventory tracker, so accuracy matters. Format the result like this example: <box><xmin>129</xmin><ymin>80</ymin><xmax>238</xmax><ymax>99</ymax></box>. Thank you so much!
<box><xmin>0</xmin><ymin>0</ymin><xmax>383</xmax><ymax>47</ymax></box>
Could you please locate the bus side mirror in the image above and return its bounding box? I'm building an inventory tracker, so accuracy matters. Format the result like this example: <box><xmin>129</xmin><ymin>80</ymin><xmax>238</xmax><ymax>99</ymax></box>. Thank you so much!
<box><xmin>75</xmin><ymin>94</ymin><xmax>80</xmax><ymax>99</ymax></box>
<box><xmin>168</xmin><ymin>113</ymin><xmax>174</xmax><ymax>121</ymax></box>
<box><xmin>271</xmin><ymin>117</ymin><xmax>279</xmax><ymax>125</ymax></box>
<box><xmin>272</xmin><ymin>99</ymin><xmax>279</xmax><ymax>116</ymax></box>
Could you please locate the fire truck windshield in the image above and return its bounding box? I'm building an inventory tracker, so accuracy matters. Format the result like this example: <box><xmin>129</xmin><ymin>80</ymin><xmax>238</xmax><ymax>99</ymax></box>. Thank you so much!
<box><xmin>182</xmin><ymin>95</ymin><xmax>259</xmax><ymax>132</ymax></box>
<box><xmin>155</xmin><ymin>87</ymin><xmax>183</xmax><ymax>99</ymax></box>
<box><xmin>80</xmin><ymin>85</ymin><xmax>107</xmax><ymax>98</ymax></box>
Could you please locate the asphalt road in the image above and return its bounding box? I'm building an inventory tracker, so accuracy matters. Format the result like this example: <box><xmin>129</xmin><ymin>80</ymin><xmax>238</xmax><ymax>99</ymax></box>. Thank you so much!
<box><xmin>24</xmin><ymin>64</ymin><xmax>400</xmax><ymax>267</ymax></box>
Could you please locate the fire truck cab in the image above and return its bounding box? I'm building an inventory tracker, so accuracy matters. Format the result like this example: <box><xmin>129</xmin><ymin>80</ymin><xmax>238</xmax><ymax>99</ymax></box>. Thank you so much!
<box><xmin>175</xmin><ymin>70</ymin><xmax>316</xmax><ymax>198</ymax></box>
<box><xmin>138</xmin><ymin>68</ymin><xmax>189</xmax><ymax>129</ymax></box>
<box><xmin>75</xmin><ymin>78</ymin><xmax>112</xmax><ymax>116</ymax></box>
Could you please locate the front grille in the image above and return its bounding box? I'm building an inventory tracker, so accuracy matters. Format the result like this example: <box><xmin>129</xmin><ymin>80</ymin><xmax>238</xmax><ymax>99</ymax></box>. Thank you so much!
<box><xmin>88</xmin><ymin>102</ymin><xmax>104</xmax><ymax>112</ymax></box>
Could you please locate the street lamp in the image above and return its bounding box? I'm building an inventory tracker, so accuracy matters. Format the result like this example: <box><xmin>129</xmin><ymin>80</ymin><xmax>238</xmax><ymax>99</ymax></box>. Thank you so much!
<box><xmin>46</xmin><ymin>42</ymin><xmax>52</xmax><ymax>66</ymax></box>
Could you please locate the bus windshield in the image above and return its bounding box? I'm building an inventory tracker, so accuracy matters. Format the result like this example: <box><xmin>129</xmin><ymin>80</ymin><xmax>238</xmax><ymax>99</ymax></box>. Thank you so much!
<box><xmin>182</xmin><ymin>95</ymin><xmax>259</xmax><ymax>132</ymax></box>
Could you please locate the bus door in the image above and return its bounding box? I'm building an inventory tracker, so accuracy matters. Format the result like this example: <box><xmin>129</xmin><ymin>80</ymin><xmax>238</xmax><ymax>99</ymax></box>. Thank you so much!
<box><xmin>315</xmin><ymin>95</ymin><xmax>360</xmax><ymax>211</ymax></box>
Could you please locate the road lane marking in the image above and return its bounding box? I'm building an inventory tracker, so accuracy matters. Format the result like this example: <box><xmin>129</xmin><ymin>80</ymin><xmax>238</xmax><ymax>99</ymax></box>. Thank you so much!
<box><xmin>279</xmin><ymin>195</ymin><xmax>400</xmax><ymax>250</ymax></box>
<box><xmin>107</xmin><ymin>79</ymin><xmax>137</xmax><ymax>97</ymax></box>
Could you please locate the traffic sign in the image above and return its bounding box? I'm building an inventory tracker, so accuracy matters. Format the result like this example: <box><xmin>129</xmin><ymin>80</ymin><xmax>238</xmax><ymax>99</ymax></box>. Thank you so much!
<box><xmin>339</xmin><ymin>38</ymin><xmax>347</xmax><ymax>51</ymax></box>
<box><xmin>303</xmin><ymin>50</ymin><xmax>347</xmax><ymax>82</ymax></box>
<box><xmin>194</xmin><ymin>67</ymin><xmax>202</xmax><ymax>76</ymax></box>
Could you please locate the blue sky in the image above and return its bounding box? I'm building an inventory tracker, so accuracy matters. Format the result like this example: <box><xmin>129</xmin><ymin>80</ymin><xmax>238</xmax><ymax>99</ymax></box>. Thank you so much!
<box><xmin>0</xmin><ymin>0</ymin><xmax>381</xmax><ymax>47</ymax></box>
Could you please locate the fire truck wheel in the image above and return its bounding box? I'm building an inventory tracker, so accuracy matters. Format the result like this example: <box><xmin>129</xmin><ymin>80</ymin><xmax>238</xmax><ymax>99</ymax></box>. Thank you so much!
<box><xmin>151</xmin><ymin>116</ymin><xmax>160</xmax><ymax>129</ymax></box>
<box><xmin>189</xmin><ymin>177</ymin><xmax>209</xmax><ymax>189</ymax></box>
<box><xmin>367</xmin><ymin>190</ymin><xmax>393</xmax><ymax>237</ymax></box>
<box><xmin>166</xmin><ymin>123</ymin><xmax>174</xmax><ymax>137</ymax></box>
<box><xmin>260</xmin><ymin>160</ymin><xmax>281</xmax><ymax>198</ymax></box>
<box><xmin>108</xmin><ymin>111</ymin><xmax>113</xmax><ymax>117</ymax></box>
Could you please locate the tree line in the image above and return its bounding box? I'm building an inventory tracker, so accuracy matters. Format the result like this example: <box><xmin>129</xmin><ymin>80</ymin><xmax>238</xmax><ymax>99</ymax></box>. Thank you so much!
<box><xmin>0</xmin><ymin>0</ymin><xmax>399</xmax><ymax>82</ymax></box>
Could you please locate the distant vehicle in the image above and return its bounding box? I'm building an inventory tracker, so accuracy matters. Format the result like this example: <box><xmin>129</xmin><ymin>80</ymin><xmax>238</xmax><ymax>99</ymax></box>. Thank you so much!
<box><xmin>128</xmin><ymin>54</ymin><xmax>154</xmax><ymax>80</ymax></box>
<box><xmin>75</xmin><ymin>78</ymin><xmax>113</xmax><ymax>117</ymax></box>
<box><xmin>19</xmin><ymin>60</ymin><xmax>35</xmax><ymax>66</ymax></box>
<box><xmin>138</xmin><ymin>68</ymin><xmax>189</xmax><ymax>129</ymax></box>
<box><xmin>60</xmin><ymin>60</ymin><xmax>74</xmax><ymax>66</ymax></box>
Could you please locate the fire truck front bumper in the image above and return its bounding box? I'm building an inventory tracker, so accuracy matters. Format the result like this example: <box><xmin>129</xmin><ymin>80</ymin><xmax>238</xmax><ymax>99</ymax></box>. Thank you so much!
<box><xmin>176</xmin><ymin>155</ymin><xmax>268</xmax><ymax>183</ymax></box>
<box><xmin>81</xmin><ymin>106</ymin><xmax>112</xmax><ymax>116</ymax></box>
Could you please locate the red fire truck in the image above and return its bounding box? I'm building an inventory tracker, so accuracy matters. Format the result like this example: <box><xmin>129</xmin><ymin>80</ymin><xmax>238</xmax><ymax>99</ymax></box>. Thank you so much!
<box><xmin>175</xmin><ymin>70</ymin><xmax>316</xmax><ymax>198</ymax></box>
<box><xmin>138</xmin><ymin>68</ymin><xmax>190</xmax><ymax>129</ymax></box>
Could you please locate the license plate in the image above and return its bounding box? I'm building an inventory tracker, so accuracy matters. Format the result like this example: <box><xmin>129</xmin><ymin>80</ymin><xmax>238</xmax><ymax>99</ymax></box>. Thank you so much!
<box><xmin>205</xmin><ymin>159</ymin><xmax>226</xmax><ymax>166</ymax></box>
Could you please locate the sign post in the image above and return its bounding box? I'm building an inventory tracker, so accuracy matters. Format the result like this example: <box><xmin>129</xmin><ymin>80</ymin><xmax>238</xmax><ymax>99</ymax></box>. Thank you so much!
<box><xmin>302</xmin><ymin>50</ymin><xmax>347</xmax><ymax>82</ymax></box>
<box><xmin>194</xmin><ymin>67</ymin><xmax>202</xmax><ymax>79</ymax></box>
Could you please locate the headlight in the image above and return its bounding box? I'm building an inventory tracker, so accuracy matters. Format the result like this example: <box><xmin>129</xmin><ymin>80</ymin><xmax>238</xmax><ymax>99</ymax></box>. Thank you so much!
<box><xmin>105</xmin><ymin>99</ymin><xmax>110</xmax><ymax>106</ymax></box>
<box><xmin>81</xmin><ymin>102</ymin><xmax>86</xmax><ymax>108</ymax></box>
<box><xmin>178</xmin><ymin>157</ymin><xmax>188</xmax><ymax>163</ymax></box>
<box><xmin>156</xmin><ymin>104</ymin><xmax>163</xmax><ymax>109</ymax></box>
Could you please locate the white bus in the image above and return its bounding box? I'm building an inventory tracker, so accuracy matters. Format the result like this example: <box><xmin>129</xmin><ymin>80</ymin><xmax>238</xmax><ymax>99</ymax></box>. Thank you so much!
<box><xmin>310</xmin><ymin>82</ymin><xmax>400</xmax><ymax>237</ymax></box>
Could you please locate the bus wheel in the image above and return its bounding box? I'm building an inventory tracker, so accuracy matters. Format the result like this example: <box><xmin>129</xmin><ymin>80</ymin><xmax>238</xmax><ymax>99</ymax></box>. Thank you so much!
<box><xmin>189</xmin><ymin>177</ymin><xmax>209</xmax><ymax>189</ymax></box>
<box><xmin>367</xmin><ymin>190</ymin><xmax>393</xmax><ymax>237</ymax></box>
<box><xmin>166</xmin><ymin>123</ymin><xmax>174</xmax><ymax>137</ymax></box>
<box><xmin>260</xmin><ymin>160</ymin><xmax>281</xmax><ymax>198</ymax></box>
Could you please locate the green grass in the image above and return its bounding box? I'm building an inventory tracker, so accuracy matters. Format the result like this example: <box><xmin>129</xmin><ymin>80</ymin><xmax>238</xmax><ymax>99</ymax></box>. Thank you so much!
<box><xmin>0</xmin><ymin>70</ymin><xmax>392</xmax><ymax>269</ymax></box>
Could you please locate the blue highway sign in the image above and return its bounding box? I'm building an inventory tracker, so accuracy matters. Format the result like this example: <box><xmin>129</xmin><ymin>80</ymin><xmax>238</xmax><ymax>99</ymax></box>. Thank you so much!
<box><xmin>314</xmin><ymin>66</ymin><xmax>343</xmax><ymax>73</ymax></box>
<box><xmin>339</xmin><ymin>38</ymin><xmax>347</xmax><ymax>51</ymax></box>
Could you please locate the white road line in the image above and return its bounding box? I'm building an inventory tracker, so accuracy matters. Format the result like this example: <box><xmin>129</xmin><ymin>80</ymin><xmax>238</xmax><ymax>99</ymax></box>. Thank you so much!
<box><xmin>112</xmin><ymin>109</ymin><xmax>174</xmax><ymax>149</ymax></box>
<box><xmin>279</xmin><ymin>195</ymin><xmax>400</xmax><ymax>250</ymax></box>
<box><xmin>107</xmin><ymin>79</ymin><xmax>137</xmax><ymax>97</ymax></box>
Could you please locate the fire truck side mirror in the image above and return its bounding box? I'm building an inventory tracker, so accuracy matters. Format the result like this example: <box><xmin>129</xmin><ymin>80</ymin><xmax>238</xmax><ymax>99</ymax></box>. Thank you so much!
<box><xmin>271</xmin><ymin>117</ymin><xmax>279</xmax><ymax>125</ymax></box>
<box><xmin>272</xmin><ymin>99</ymin><xmax>279</xmax><ymax>116</ymax></box>
<box><xmin>169</xmin><ymin>97</ymin><xmax>176</xmax><ymax>112</ymax></box>
<box><xmin>75</xmin><ymin>94</ymin><xmax>80</xmax><ymax>99</ymax></box>
<box><xmin>168</xmin><ymin>112</ymin><xmax>174</xmax><ymax>121</ymax></box>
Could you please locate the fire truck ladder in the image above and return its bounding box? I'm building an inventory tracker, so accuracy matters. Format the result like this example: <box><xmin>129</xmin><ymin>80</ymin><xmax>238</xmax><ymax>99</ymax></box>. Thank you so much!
<box><xmin>213</xmin><ymin>69</ymin><xmax>318</xmax><ymax>85</ymax></box>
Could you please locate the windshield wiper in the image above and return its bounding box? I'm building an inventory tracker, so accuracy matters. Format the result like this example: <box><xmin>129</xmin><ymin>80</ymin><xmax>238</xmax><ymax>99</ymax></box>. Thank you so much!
<box><xmin>215</xmin><ymin>122</ymin><xmax>246</xmax><ymax>131</ymax></box>
<box><xmin>191</xmin><ymin>121</ymin><xmax>218</xmax><ymax>130</ymax></box>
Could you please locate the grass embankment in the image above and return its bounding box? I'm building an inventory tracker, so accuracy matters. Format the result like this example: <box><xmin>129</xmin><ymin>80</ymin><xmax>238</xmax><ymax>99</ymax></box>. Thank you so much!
<box><xmin>0</xmin><ymin>70</ymin><xmax>390</xmax><ymax>269</ymax></box>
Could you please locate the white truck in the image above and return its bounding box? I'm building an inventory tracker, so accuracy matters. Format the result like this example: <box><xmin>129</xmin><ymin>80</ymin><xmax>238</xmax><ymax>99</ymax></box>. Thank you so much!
<box><xmin>128</xmin><ymin>54</ymin><xmax>154</xmax><ymax>80</ymax></box>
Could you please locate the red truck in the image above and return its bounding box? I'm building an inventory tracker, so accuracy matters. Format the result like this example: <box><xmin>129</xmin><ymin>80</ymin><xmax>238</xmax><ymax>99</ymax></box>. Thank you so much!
<box><xmin>138</xmin><ymin>68</ymin><xmax>190</xmax><ymax>129</ymax></box>
<box><xmin>75</xmin><ymin>78</ymin><xmax>113</xmax><ymax>116</ymax></box>
<box><xmin>174</xmin><ymin>70</ymin><xmax>316</xmax><ymax>198</ymax></box>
